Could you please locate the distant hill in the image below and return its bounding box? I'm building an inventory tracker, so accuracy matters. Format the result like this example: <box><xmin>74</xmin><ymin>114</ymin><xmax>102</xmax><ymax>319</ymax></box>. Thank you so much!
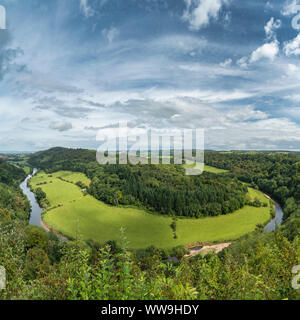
<box><xmin>0</xmin><ymin>159</ymin><xmax>27</xmax><ymax>186</ymax></box>
<box><xmin>28</xmin><ymin>147</ymin><xmax>96</xmax><ymax>172</ymax></box>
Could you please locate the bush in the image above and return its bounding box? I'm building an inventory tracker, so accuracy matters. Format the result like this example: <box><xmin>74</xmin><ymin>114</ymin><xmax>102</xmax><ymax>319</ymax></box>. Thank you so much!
<box><xmin>168</xmin><ymin>245</ymin><xmax>188</xmax><ymax>259</ymax></box>
<box><xmin>24</xmin><ymin>248</ymin><xmax>50</xmax><ymax>280</ymax></box>
<box><xmin>25</xmin><ymin>225</ymin><xmax>48</xmax><ymax>252</ymax></box>
<box><xmin>35</xmin><ymin>187</ymin><xmax>46</xmax><ymax>202</ymax></box>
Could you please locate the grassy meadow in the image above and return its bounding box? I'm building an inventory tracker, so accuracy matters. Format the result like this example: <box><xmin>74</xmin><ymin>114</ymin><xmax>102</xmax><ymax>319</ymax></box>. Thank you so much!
<box><xmin>184</xmin><ymin>160</ymin><xmax>228</xmax><ymax>174</ymax></box>
<box><xmin>30</xmin><ymin>170</ymin><xmax>271</xmax><ymax>250</ymax></box>
<box><xmin>203</xmin><ymin>165</ymin><xmax>228</xmax><ymax>174</ymax></box>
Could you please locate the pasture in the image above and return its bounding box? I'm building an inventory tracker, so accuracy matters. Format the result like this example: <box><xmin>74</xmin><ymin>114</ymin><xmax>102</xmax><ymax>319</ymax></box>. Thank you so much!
<box><xmin>184</xmin><ymin>161</ymin><xmax>228</xmax><ymax>174</ymax></box>
<box><xmin>30</xmin><ymin>171</ymin><xmax>271</xmax><ymax>250</ymax></box>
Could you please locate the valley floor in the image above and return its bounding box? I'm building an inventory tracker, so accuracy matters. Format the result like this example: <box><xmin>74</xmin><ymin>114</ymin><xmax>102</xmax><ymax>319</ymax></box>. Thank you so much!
<box><xmin>30</xmin><ymin>170</ymin><xmax>271</xmax><ymax>250</ymax></box>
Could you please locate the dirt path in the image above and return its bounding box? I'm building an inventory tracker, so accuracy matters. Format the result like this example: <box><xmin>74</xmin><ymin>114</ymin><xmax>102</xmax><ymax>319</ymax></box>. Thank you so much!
<box><xmin>185</xmin><ymin>242</ymin><xmax>232</xmax><ymax>257</ymax></box>
<box><xmin>41</xmin><ymin>221</ymin><xmax>70</xmax><ymax>242</ymax></box>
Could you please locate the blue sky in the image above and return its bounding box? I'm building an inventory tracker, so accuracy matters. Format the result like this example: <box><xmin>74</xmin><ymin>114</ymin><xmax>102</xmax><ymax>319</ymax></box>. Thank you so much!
<box><xmin>0</xmin><ymin>0</ymin><xmax>300</xmax><ymax>151</ymax></box>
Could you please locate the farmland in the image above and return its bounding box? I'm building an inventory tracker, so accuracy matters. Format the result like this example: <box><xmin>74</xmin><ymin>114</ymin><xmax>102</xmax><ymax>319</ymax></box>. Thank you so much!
<box><xmin>30</xmin><ymin>170</ymin><xmax>271</xmax><ymax>249</ymax></box>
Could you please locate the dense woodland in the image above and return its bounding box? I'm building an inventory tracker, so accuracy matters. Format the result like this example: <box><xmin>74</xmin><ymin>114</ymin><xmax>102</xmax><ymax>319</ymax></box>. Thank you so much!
<box><xmin>29</xmin><ymin>148</ymin><xmax>249</xmax><ymax>218</ymax></box>
<box><xmin>88</xmin><ymin>164</ymin><xmax>248</xmax><ymax>218</ymax></box>
<box><xmin>0</xmin><ymin>149</ymin><xmax>298</xmax><ymax>300</ymax></box>
<box><xmin>0</xmin><ymin>159</ymin><xmax>27</xmax><ymax>186</ymax></box>
<box><xmin>0</xmin><ymin>159</ymin><xmax>30</xmax><ymax>222</ymax></box>
<box><xmin>205</xmin><ymin>152</ymin><xmax>300</xmax><ymax>224</ymax></box>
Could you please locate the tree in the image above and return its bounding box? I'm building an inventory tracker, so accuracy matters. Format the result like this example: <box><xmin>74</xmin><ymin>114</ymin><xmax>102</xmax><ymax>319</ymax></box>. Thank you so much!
<box><xmin>24</xmin><ymin>248</ymin><xmax>50</xmax><ymax>280</ymax></box>
<box><xmin>25</xmin><ymin>225</ymin><xmax>48</xmax><ymax>252</ymax></box>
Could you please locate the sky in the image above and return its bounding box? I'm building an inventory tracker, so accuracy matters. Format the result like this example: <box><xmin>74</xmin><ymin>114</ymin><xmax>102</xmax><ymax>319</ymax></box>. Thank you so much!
<box><xmin>0</xmin><ymin>0</ymin><xmax>300</xmax><ymax>151</ymax></box>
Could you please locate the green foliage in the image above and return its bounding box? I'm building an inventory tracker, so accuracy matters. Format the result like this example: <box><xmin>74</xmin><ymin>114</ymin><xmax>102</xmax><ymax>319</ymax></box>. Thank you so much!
<box><xmin>35</xmin><ymin>187</ymin><xmax>46</xmax><ymax>203</ymax></box>
<box><xmin>0</xmin><ymin>161</ymin><xmax>30</xmax><ymax>222</ymax></box>
<box><xmin>25</xmin><ymin>225</ymin><xmax>48</xmax><ymax>251</ymax></box>
<box><xmin>0</xmin><ymin>159</ymin><xmax>27</xmax><ymax>186</ymax></box>
<box><xmin>168</xmin><ymin>246</ymin><xmax>189</xmax><ymax>259</ymax></box>
<box><xmin>24</xmin><ymin>248</ymin><xmax>50</xmax><ymax>280</ymax></box>
<box><xmin>28</xmin><ymin>147</ymin><xmax>95</xmax><ymax>173</ymax></box>
<box><xmin>88</xmin><ymin>164</ymin><xmax>248</xmax><ymax>218</ymax></box>
<box><xmin>0</xmin><ymin>183</ymin><xmax>30</xmax><ymax>221</ymax></box>
<box><xmin>0</xmin><ymin>218</ymin><xmax>299</xmax><ymax>300</ymax></box>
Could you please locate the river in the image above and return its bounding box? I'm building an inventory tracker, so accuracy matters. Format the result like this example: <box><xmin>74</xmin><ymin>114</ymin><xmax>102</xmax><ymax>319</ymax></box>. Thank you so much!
<box><xmin>264</xmin><ymin>201</ymin><xmax>284</xmax><ymax>232</ymax></box>
<box><xmin>20</xmin><ymin>168</ymin><xmax>43</xmax><ymax>227</ymax></box>
<box><xmin>20</xmin><ymin>170</ymin><xmax>284</xmax><ymax>233</ymax></box>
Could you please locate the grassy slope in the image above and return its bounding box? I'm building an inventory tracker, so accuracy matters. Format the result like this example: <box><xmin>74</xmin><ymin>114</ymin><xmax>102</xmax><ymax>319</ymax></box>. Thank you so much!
<box><xmin>204</xmin><ymin>165</ymin><xmax>228</xmax><ymax>174</ymax></box>
<box><xmin>184</xmin><ymin>161</ymin><xmax>228</xmax><ymax>174</ymax></box>
<box><xmin>30</xmin><ymin>170</ymin><xmax>271</xmax><ymax>250</ymax></box>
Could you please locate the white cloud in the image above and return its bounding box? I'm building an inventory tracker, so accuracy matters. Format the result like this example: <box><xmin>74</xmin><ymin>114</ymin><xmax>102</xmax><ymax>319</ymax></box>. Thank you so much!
<box><xmin>287</xmin><ymin>63</ymin><xmax>298</xmax><ymax>73</ymax></box>
<box><xmin>250</xmin><ymin>40</ymin><xmax>279</xmax><ymax>63</ymax></box>
<box><xmin>102</xmin><ymin>26</ymin><xmax>120</xmax><ymax>43</ymax></box>
<box><xmin>226</xmin><ymin>105</ymin><xmax>269</xmax><ymax>121</ymax></box>
<box><xmin>220</xmin><ymin>58</ymin><xmax>232</xmax><ymax>67</ymax></box>
<box><xmin>150</xmin><ymin>34</ymin><xmax>207</xmax><ymax>55</ymax></box>
<box><xmin>236</xmin><ymin>18</ymin><xmax>281</xmax><ymax>67</ymax></box>
<box><xmin>182</xmin><ymin>0</ymin><xmax>228</xmax><ymax>31</ymax></box>
<box><xmin>237</xmin><ymin>56</ymin><xmax>248</xmax><ymax>68</ymax></box>
<box><xmin>49</xmin><ymin>121</ymin><xmax>73</xmax><ymax>132</ymax></box>
<box><xmin>285</xmin><ymin>93</ymin><xmax>300</xmax><ymax>101</ymax></box>
<box><xmin>102</xmin><ymin>97</ymin><xmax>300</xmax><ymax>151</ymax></box>
<box><xmin>80</xmin><ymin>0</ymin><xmax>94</xmax><ymax>17</ymax></box>
<box><xmin>266</xmin><ymin>2</ymin><xmax>273</xmax><ymax>9</ymax></box>
<box><xmin>283</xmin><ymin>33</ymin><xmax>300</xmax><ymax>56</ymax></box>
<box><xmin>281</xmin><ymin>0</ymin><xmax>300</xmax><ymax>16</ymax></box>
<box><xmin>264</xmin><ymin>17</ymin><xmax>281</xmax><ymax>40</ymax></box>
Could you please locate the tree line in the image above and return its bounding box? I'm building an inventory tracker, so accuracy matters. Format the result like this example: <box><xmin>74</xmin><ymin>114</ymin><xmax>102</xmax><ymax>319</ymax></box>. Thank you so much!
<box><xmin>88</xmin><ymin>164</ymin><xmax>248</xmax><ymax>218</ymax></box>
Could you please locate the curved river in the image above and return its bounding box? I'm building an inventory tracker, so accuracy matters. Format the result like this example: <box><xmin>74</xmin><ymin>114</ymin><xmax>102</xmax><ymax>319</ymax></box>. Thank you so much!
<box><xmin>20</xmin><ymin>170</ymin><xmax>284</xmax><ymax>232</ymax></box>
<box><xmin>20</xmin><ymin>169</ymin><xmax>43</xmax><ymax>227</ymax></box>
<box><xmin>264</xmin><ymin>201</ymin><xmax>284</xmax><ymax>232</ymax></box>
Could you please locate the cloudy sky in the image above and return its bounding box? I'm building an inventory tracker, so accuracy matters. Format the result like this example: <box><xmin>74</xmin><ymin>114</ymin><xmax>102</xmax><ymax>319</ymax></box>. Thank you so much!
<box><xmin>0</xmin><ymin>0</ymin><xmax>300</xmax><ymax>151</ymax></box>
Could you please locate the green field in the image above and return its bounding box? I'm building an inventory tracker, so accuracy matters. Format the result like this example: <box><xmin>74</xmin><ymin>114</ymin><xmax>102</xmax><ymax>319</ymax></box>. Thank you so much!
<box><xmin>30</xmin><ymin>171</ymin><xmax>271</xmax><ymax>250</ymax></box>
<box><xmin>204</xmin><ymin>165</ymin><xmax>228</xmax><ymax>174</ymax></box>
<box><xmin>23</xmin><ymin>166</ymin><xmax>31</xmax><ymax>174</ymax></box>
<box><xmin>184</xmin><ymin>161</ymin><xmax>228</xmax><ymax>174</ymax></box>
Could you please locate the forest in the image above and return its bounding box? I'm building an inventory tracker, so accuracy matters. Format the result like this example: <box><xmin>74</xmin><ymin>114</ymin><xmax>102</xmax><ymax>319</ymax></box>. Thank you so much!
<box><xmin>205</xmin><ymin>152</ymin><xmax>300</xmax><ymax>224</ymax></box>
<box><xmin>0</xmin><ymin>149</ymin><xmax>298</xmax><ymax>300</ymax></box>
<box><xmin>88</xmin><ymin>164</ymin><xmax>248</xmax><ymax>218</ymax></box>
<box><xmin>29</xmin><ymin>148</ymin><xmax>251</xmax><ymax>218</ymax></box>
<box><xmin>0</xmin><ymin>159</ymin><xmax>30</xmax><ymax>222</ymax></box>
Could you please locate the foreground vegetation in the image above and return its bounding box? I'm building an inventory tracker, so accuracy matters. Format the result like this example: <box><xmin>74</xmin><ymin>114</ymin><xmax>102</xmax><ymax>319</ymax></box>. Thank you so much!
<box><xmin>0</xmin><ymin>214</ymin><xmax>299</xmax><ymax>300</ymax></box>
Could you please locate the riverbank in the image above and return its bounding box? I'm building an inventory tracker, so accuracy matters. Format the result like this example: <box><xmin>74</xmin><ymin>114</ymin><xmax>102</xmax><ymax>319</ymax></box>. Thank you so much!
<box><xmin>186</xmin><ymin>242</ymin><xmax>233</xmax><ymax>257</ymax></box>
<box><xmin>185</xmin><ymin>194</ymin><xmax>284</xmax><ymax>257</ymax></box>
<box><xmin>20</xmin><ymin>169</ymin><xmax>70</xmax><ymax>242</ymax></box>
<box><xmin>41</xmin><ymin>220</ymin><xmax>70</xmax><ymax>242</ymax></box>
